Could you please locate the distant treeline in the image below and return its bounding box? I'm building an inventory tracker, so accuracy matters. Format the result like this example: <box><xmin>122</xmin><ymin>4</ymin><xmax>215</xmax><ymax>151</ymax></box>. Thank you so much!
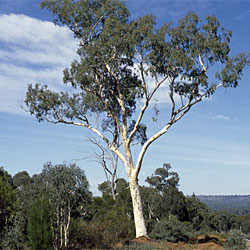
<box><xmin>197</xmin><ymin>195</ymin><xmax>250</xmax><ymax>215</ymax></box>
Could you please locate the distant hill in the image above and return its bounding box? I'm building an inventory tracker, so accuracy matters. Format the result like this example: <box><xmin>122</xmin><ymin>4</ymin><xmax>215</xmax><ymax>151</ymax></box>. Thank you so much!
<box><xmin>196</xmin><ymin>195</ymin><xmax>250</xmax><ymax>214</ymax></box>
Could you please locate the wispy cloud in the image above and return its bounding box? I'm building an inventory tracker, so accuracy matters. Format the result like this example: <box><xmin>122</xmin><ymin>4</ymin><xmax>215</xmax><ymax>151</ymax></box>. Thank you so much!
<box><xmin>236</xmin><ymin>9</ymin><xmax>250</xmax><ymax>21</ymax></box>
<box><xmin>152</xmin><ymin>135</ymin><xmax>250</xmax><ymax>168</ymax></box>
<box><xmin>208</xmin><ymin>114</ymin><xmax>230</xmax><ymax>121</ymax></box>
<box><xmin>0</xmin><ymin>14</ymin><xmax>78</xmax><ymax>115</ymax></box>
<box><xmin>216</xmin><ymin>114</ymin><xmax>230</xmax><ymax>120</ymax></box>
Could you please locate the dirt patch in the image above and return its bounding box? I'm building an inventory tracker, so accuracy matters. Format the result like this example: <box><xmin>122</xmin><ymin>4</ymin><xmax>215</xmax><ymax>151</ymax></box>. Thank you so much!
<box><xmin>114</xmin><ymin>235</ymin><xmax>226</xmax><ymax>249</ymax></box>
<box><xmin>153</xmin><ymin>241</ymin><xmax>224</xmax><ymax>250</ymax></box>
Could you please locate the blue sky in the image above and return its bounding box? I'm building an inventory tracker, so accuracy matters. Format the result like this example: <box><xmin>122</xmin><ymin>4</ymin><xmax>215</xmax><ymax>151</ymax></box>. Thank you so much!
<box><xmin>0</xmin><ymin>0</ymin><xmax>250</xmax><ymax>195</ymax></box>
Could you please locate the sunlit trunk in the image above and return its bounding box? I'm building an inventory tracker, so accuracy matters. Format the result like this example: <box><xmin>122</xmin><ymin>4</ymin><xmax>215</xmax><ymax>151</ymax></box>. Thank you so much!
<box><xmin>64</xmin><ymin>203</ymin><xmax>71</xmax><ymax>248</ymax></box>
<box><xmin>60</xmin><ymin>207</ymin><xmax>63</xmax><ymax>248</ymax></box>
<box><xmin>128</xmin><ymin>174</ymin><xmax>147</xmax><ymax>238</ymax></box>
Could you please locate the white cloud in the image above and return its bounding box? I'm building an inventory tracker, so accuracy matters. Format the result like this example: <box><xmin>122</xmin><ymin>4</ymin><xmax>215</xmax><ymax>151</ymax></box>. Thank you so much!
<box><xmin>216</xmin><ymin>114</ymin><xmax>230</xmax><ymax>120</ymax></box>
<box><xmin>0</xmin><ymin>14</ymin><xmax>78</xmax><ymax>115</ymax></box>
<box><xmin>0</xmin><ymin>14</ymin><xmax>75</xmax><ymax>51</ymax></box>
<box><xmin>0</xmin><ymin>14</ymin><xmax>213</xmax><ymax>116</ymax></box>
<box><xmin>208</xmin><ymin>114</ymin><xmax>230</xmax><ymax>121</ymax></box>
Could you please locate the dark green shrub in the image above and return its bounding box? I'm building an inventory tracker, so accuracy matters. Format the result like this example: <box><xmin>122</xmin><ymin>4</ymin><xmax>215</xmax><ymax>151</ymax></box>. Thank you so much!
<box><xmin>100</xmin><ymin>205</ymin><xmax>135</xmax><ymax>245</ymax></box>
<box><xmin>225</xmin><ymin>229</ymin><xmax>247</xmax><ymax>250</ymax></box>
<box><xmin>27</xmin><ymin>198</ymin><xmax>53</xmax><ymax>250</ymax></box>
<box><xmin>68</xmin><ymin>220</ymin><xmax>106</xmax><ymax>249</ymax></box>
<box><xmin>1</xmin><ymin>212</ymin><xmax>28</xmax><ymax>250</ymax></box>
<box><xmin>151</xmin><ymin>216</ymin><xmax>193</xmax><ymax>242</ymax></box>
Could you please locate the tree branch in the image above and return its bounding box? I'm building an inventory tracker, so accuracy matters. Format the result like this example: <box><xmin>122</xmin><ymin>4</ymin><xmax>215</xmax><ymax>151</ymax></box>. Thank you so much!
<box><xmin>134</xmin><ymin>122</ymin><xmax>172</xmax><ymax>177</ymax></box>
<box><xmin>105</xmin><ymin>63</ymin><xmax>128</xmax><ymax>141</ymax></box>
<box><xmin>134</xmin><ymin>81</ymin><xmax>223</xmax><ymax>178</ymax></box>
<box><xmin>128</xmin><ymin>75</ymin><xmax>169</xmax><ymax>146</ymax></box>
<box><xmin>83</xmin><ymin>84</ymin><xmax>123</xmax><ymax>135</ymax></box>
<box><xmin>86</xmin><ymin>137</ymin><xmax>119</xmax><ymax>199</ymax></box>
<box><xmin>199</xmin><ymin>54</ymin><xmax>207</xmax><ymax>73</ymax></box>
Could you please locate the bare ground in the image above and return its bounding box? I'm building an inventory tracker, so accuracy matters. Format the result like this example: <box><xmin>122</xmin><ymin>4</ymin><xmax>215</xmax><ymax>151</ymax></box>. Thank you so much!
<box><xmin>113</xmin><ymin>234</ymin><xmax>250</xmax><ymax>250</ymax></box>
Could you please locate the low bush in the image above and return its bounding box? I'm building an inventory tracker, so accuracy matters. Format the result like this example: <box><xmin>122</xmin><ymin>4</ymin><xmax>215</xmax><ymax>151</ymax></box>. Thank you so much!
<box><xmin>224</xmin><ymin>229</ymin><xmax>247</xmax><ymax>250</ymax></box>
<box><xmin>150</xmin><ymin>216</ymin><xmax>193</xmax><ymax>242</ymax></box>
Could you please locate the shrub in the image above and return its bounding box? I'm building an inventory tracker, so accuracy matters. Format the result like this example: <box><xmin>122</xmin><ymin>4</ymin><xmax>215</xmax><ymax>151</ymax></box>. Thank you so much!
<box><xmin>151</xmin><ymin>216</ymin><xmax>193</xmax><ymax>242</ymax></box>
<box><xmin>100</xmin><ymin>205</ymin><xmax>135</xmax><ymax>245</ymax></box>
<box><xmin>68</xmin><ymin>220</ymin><xmax>106</xmax><ymax>249</ymax></box>
<box><xmin>225</xmin><ymin>229</ymin><xmax>247</xmax><ymax>250</ymax></box>
<box><xmin>27</xmin><ymin>198</ymin><xmax>53</xmax><ymax>250</ymax></box>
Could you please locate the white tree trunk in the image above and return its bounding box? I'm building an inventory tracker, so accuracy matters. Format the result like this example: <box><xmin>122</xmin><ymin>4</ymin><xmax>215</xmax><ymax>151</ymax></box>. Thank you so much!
<box><xmin>64</xmin><ymin>203</ymin><xmax>71</xmax><ymax>248</ymax></box>
<box><xmin>128</xmin><ymin>175</ymin><xmax>147</xmax><ymax>238</ymax></box>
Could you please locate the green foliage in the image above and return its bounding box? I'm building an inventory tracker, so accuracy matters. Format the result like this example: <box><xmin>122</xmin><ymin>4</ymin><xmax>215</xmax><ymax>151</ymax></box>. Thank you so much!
<box><xmin>13</xmin><ymin>171</ymin><xmax>31</xmax><ymax>188</ymax></box>
<box><xmin>26</xmin><ymin>0</ymin><xmax>144</xmax><ymax>129</ymax></box>
<box><xmin>1</xmin><ymin>211</ymin><xmax>28</xmax><ymax>250</ymax></box>
<box><xmin>0</xmin><ymin>167</ymin><xmax>13</xmax><ymax>186</ymax></box>
<box><xmin>27</xmin><ymin>197</ymin><xmax>53</xmax><ymax>250</ymax></box>
<box><xmin>146</xmin><ymin>164</ymin><xmax>180</xmax><ymax>193</ymax></box>
<box><xmin>185</xmin><ymin>194</ymin><xmax>210</xmax><ymax>232</ymax></box>
<box><xmin>2</xmin><ymin>162</ymin><xmax>250</xmax><ymax>248</ymax></box>
<box><xmin>1</xmin><ymin>163</ymin><xmax>92</xmax><ymax>249</ymax></box>
<box><xmin>38</xmin><ymin>162</ymin><xmax>91</xmax><ymax>248</ymax></box>
<box><xmin>90</xmin><ymin>179</ymin><xmax>134</xmax><ymax>245</ymax></box>
<box><xmin>100</xmin><ymin>205</ymin><xmax>135</xmax><ymax>245</ymax></box>
<box><xmin>5</xmin><ymin>171</ymin><xmax>38</xmax><ymax>249</ymax></box>
<box><xmin>208</xmin><ymin>211</ymin><xmax>237</xmax><ymax>233</ymax></box>
<box><xmin>225</xmin><ymin>229</ymin><xmax>248</xmax><ymax>250</ymax></box>
<box><xmin>0</xmin><ymin>169</ymin><xmax>16</xmax><ymax>245</ymax></box>
<box><xmin>0</xmin><ymin>176</ymin><xmax>16</xmax><ymax>225</ymax></box>
<box><xmin>41</xmin><ymin>162</ymin><xmax>91</xmax><ymax>207</ymax></box>
<box><xmin>140</xmin><ymin>164</ymin><xmax>215</xmax><ymax>237</ymax></box>
<box><xmin>151</xmin><ymin>216</ymin><xmax>193</xmax><ymax>242</ymax></box>
<box><xmin>236</xmin><ymin>214</ymin><xmax>250</xmax><ymax>234</ymax></box>
<box><xmin>68</xmin><ymin>219</ymin><xmax>107</xmax><ymax>249</ymax></box>
<box><xmin>140</xmin><ymin>186</ymin><xmax>160</xmax><ymax>230</ymax></box>
<box><xmin>144</xmin><ymin>164</ymin><xmax>189</xmax><ymax>223</ymax></box>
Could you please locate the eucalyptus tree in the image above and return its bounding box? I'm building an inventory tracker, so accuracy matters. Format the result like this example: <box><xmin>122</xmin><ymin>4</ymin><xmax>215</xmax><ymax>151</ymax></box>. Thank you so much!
<box><xmin>25</xmin><ymin>0</ymin><xmax>250</xmax><ymax>237</ymax></box>
<box><xmin>40</xmin><ymin>162</ymin><xmax>91</xmax><ymax>249</ymax></box>
<box><xmin>145</xmin><ymin>164</ymin><xmax>189</xmax><ymax>222</ymax></box>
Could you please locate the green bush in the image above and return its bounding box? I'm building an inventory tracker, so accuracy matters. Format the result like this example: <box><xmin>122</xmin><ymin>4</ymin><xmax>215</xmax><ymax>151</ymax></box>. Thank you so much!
<box><xmin>100</xmin><ymin>205</ymin><xmax>135</xmax><ymax>245</ymax></box>
<box><xmin>27</xmin><ymin>198</ymin><xmax>53</xmax><ymax>250</ymax></box>
<box><xmin>69</xmin><ymin>205</ymin><xmax>135</xmax><ymax>249</ymax></box>
<box><xmin>68</xmin><ymin>220</ymin><xmax>106</xmax><ymax>249</ymax></box>
<box><xmin>225</xmin><ymin>229</ymin><xmax>247</xmax><ymax>250</ymax></box>
<box><xmin>151</xmin><ymin>216</ymin><xmax>193</xmax><ymax>242</ymax></box>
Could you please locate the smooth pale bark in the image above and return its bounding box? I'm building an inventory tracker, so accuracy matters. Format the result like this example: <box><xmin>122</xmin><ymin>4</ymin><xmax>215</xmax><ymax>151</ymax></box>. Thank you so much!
<box><xmin>64</xmin><ymin>203</ymin><xmax>71</xmax><ymax>248</ymax></box>
<box><xmin>128</xmin><ymin>175</ymin><xmax>147</xmax><ymax>238</ymax></box>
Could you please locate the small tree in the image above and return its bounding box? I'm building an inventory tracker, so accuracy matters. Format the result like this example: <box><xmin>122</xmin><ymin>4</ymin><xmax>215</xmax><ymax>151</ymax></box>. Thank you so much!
<box><xmin>27</xmin><ymin>197</ymin><xmax>53</xmax><ymax>250</ymax></box>
<box><xmin>25</xmin><ymin>0</ymin><xmax>250</xmax><ymax>237</ymax></box>
<box><xmin>145</xmin><ymin>163</ymin><xmax>188</xmax><ymax>222</ymax></box>
<box><xmin>40</xmin><ymin>162</ymin><xmax>91</xmax><ymax>249</ymax></box>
